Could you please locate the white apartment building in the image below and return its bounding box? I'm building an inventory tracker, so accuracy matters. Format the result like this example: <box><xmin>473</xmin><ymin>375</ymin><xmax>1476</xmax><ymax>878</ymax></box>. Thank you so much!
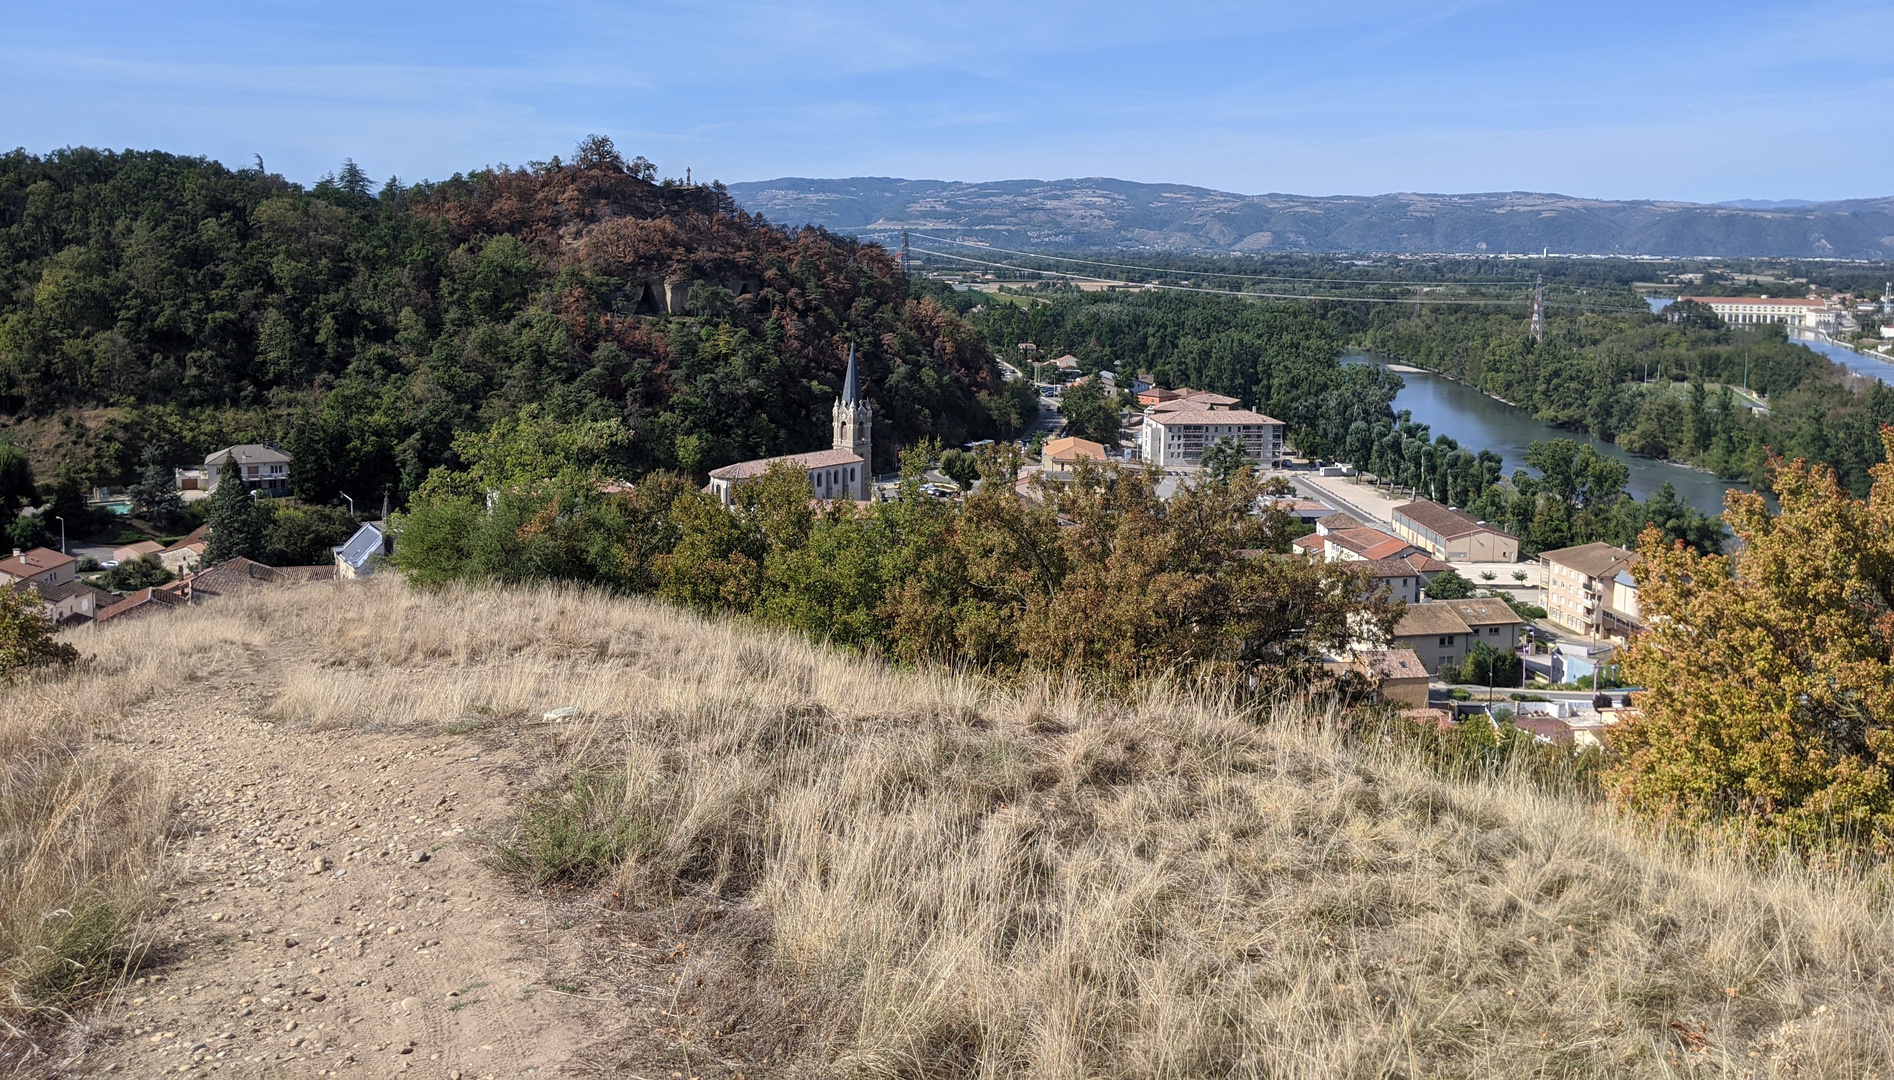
<box><xmin>1140</xmin><ymin>408</ymin><xmax>1285</xmax><ymax>468</ymax></box>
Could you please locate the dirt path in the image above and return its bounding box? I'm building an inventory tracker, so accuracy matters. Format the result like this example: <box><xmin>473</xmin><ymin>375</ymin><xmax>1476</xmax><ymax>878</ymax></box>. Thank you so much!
<box><xmin>70</xmin><ymin>644</ymin><xmax>604</xmax><ymax>1079</ymax></box>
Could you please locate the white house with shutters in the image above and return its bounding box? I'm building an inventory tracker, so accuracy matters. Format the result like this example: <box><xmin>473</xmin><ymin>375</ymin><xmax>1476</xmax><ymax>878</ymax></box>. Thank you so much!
<box><xmin>203</xmin><ymin>443</ymin><xmax>292</xmax><ymax>495</ymax></box>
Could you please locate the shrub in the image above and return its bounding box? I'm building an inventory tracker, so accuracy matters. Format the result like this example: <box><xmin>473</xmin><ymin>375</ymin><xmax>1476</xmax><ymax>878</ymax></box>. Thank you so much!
<box><xmin>98</xmin><ymin>556</ymin><xmax>172</xmax><ymax>593</ymax></box>
<box><xmin>0</xmin><ymin>589</ymin><xmax>78</xmax><ymax>680</ymax></box>
<box><xmin>493</xmin><ymin>771</ymin><xmax>652</xmax><ymax>887</ymax></box>
<box><xmin>1613</xmin><ymin>430</ymin><xmax>1894</xmax><ymax>849</ymax></box>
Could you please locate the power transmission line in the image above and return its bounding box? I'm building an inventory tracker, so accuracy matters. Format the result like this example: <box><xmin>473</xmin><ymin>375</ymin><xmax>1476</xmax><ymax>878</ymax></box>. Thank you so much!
<box><xmin>908</xmin><ymin>245</ymin><xmax>1644</xmax><ymax>311</ymax></box>
<box><xmin>904</xmin><ymin>231</ymin><xmax>1545</xmax><ymax>288</ymax></box>
<box><xmin>909</xmin><ymin>244</ymin><xmax>1651</xmax><ymax>310</ymax></box>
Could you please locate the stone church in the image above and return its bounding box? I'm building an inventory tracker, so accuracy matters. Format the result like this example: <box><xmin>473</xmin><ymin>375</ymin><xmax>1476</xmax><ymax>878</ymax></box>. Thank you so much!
<box><xmin>708</xmin><ymin>346</ymin><xmax>873</xmax><ymax>505</ymax></box>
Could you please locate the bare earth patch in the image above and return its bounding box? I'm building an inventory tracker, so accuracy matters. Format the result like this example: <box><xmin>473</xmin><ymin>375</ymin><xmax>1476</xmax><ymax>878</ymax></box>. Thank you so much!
<box><xmin>11</xmin><ymin>590</ymin><xmax>604</xmax><ymax>1079</ymax></box>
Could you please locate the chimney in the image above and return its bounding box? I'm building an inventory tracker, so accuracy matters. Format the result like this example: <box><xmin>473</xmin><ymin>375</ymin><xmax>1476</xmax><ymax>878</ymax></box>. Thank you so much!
<box><xmin>11</xmin><ymin>548</ymin><xmax>19</xmax><ymax>559</ymax></box>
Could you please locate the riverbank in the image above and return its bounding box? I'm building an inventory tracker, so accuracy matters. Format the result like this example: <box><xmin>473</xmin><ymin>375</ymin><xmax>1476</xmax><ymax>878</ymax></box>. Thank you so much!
<box><xmin>1794</xmin><ymin>331</ymin><xmax>1894</xmax><ymax>385</ymax></box>
<box><xmin>1345</xmin><ymin>353</ymin><xmax>1749</xmax><ymax>518</ymax></box>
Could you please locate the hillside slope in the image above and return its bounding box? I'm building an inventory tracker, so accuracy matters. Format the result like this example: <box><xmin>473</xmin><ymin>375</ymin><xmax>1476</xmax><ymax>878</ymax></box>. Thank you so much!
<box><xmin>10</xmin><ymin>579</ymin><xmax>1894</xmax><ymax>1077</ymax></box>
<box><xmin>729</xmin><ymin>176</ymin><xmax>1894</xmax><ymax>258</ymax></box>
<box><xmin>0</xmin><ymin>142</ymin><xmax>1000</xmax><ymax>501</ymax></box>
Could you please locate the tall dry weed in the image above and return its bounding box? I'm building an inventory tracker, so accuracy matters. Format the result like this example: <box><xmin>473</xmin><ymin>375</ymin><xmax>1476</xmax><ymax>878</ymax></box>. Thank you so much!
<box><xmin>256</xmin><ymin>578</ymin><xmax>1894</xmax><ymax>1077</ymax></box>
<box><xmin>0</xmin><ymin>604</ymin><xmax>258</xmax><ymax>1028</ymax></box>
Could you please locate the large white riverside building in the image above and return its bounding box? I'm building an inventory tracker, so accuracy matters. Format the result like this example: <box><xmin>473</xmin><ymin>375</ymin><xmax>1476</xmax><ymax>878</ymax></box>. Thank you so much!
<box><xmin>1676</xmin><ymin>295</ymin><xmax>1835</xmax><ymax>330</ymax></box>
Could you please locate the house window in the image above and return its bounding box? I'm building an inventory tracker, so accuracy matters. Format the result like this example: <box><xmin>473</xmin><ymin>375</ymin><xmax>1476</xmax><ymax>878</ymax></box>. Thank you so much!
<box><xmin>1489</xmin><ymin>626</ymin><xmax>1501</xmax><ymax>635</ymax></box>
<box><xmin>1437</xmin><ymin>635</ymin><xmax>1455</xmax><ymax>647</ymax></box>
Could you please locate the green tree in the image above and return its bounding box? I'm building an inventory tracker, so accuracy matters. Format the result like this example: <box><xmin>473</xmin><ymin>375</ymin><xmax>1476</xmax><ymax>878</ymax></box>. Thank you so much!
<box><xmin>262</xmin><ymin>502</ymin><xmax>358</xmax><ymax>566</ymax></box>
<box><xmin>1459</xmin><ymin>641</ymin><xmax>1521</xmax><ymax>689</ymax></box>
<box><xmin>0</xmin><ymin>443</ymin><xmax>34</xmax><ymax>535</ymax></box>
<box><xmin>202</xmin><ymin>456</ymin><xmax>263</xmax><ymax>564</ymax></box>
<box><xmin>1200</xmin><ymin>437</ymin><xmax>1251</xmax><ymax>483</ymax></box>
<box><xmin>99</xmin><ymin>556</ymin><xmax>174</xmax><ymax>592</ymax></box>
<box><xmin>0</xmin><ymin>587</ymin><xmax>78</xmax><ymax>680</ymax></box>
<box><xmin>1424</xmin><ymin>567</ymin><xmax>1476</xmax><ymax>599</ymax></box>
<box><xmin>389</xmin><ymin>497</ymin><xmax>481</xmax><ymax>588</ymax></box>
<box><xmin>127</xmin><ymin>445</ymin><xmax>183</xmax><ymax>528</ymax></box>
<box><xmin>1057</xmin><ymin>378</ymin><xmax>1121</xmax><ymax>445</ymax></box>
<box><xmin>940</xmin><ymin>449</ymin><xmax>980</xmax><ymax>491</ymax></box>
<box><xmin>1612</xmin><ymin>431</ymin><xmax>1894</xmax><ymax>849</ymax></box>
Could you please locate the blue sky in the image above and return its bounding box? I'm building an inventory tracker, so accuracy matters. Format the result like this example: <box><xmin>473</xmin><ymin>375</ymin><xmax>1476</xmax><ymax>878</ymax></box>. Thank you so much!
<box><xmin>5</xmin><ymin>1</ymin><xmax>1891</xmax><ymax>201</ymax></box>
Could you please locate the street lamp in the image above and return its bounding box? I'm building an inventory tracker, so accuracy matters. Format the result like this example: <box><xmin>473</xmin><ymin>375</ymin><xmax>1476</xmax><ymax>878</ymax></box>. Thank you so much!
<box><xmin>340</xmin><ymin>493</ymin><xmax>355</xmax><ymax>518</ymax></box>
<box><xmin>54</xmin><ymin>515</ymin><xmax>66</xmax><ymax>556</ymax></box>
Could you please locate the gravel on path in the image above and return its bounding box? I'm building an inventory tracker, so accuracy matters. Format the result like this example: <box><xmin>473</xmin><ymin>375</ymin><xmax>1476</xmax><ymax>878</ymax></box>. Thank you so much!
<box><xmin>71</xmin><ymin>650</ymin><xmax>602</xmax><ymax>1080</ymax></box>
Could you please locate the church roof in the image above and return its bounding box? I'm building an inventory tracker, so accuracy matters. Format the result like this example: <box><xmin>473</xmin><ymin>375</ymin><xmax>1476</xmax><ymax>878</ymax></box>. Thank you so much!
<box><xmin>708</xmin><ymin>448</ymin><xmax>864</xmax><ymax>482</ymax></box>
<box><xmin>841</xmin><ymin>345</ymin><xmax>861</xmax><ymax>405</ymax></box>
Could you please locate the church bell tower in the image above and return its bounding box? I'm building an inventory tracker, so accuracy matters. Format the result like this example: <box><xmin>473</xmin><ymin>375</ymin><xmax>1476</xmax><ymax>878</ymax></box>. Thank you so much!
<box><xmin>832</xmin><ymin>345</ymin><xmax>872</xmax><ymax>500</ymax></box>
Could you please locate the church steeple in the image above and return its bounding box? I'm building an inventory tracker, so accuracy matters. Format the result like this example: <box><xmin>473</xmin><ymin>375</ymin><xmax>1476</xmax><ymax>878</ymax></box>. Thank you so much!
<box><xmin>841</xmin><ymin>344</ymin><xmax>861</xmax><ymax>405</ymax></box>
<box><xmin>832</xmin><ymin>344</ymin><xmax>872</xmax><ymax>499</ymax></box>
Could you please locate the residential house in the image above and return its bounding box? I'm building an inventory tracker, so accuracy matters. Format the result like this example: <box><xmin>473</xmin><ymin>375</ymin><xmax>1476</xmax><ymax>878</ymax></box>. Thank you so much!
<box><xmin>1148</xmin><ymin>391</ymin><xmax>1240</xmax><ymax>414</ymax></box>
<box><xmin>1442</xmin><ymin>598</ymin><xmax>1524</xmax><ymax>653</ymax></box>
<box><xmin>1042</xmin><ymin>436</ymin><xmax>1108</xmax><ymax>471</ymax></box>
<box><xmin>204</xmin><ymin>443</ymin><xmax>292</xmax><ymax>495</ymax></box>
<box><xmin>1314</xmin><ymin>512</ymin><xmax>1364</xmax><ymax>535</ymax></box>
<box><xmin>112</xmin><ymin>540</ymin><xmax>164</xmax><ymax>565</ymax></box>
<box><xmin>1358</xmin><ymin>648</ymin><xmax>1430</xmax><ymax>708</ymax></box>
<box><xmin>1390</xmin><ymin>500</ymin><xmax>1519</xmax><ymax>563</ymax></box>
<box><xmin>1540</xmin><ymin>542</ymin><xmax>1641</xmax><ymax>639</ymax></box>
<box><xmin>1363</xmin><ymin>559</ymin><xmax>1424</xmax><ymax>604</ymax></box>
<box><xmin>1051</xmin><ymin>353</ymin><xmax>1081</xmax><ymax>374</ymax></box>
<box><xmin>1136</xmin><ymin>386</ymin><xmax>1183</xmax><ymax>407</ymax></box>
<box><xmin>6</xmin><ymin>578</ymin><xmax>113</xmax><ymax>625</ymax></box>
<box><xmin>159</xmin><ymin>525</ymin><xmax>211</xmax><ymax>575</ymax></box>
<box><xmin>1389</xmin><ymin>603</ymin><xmax>1477</xmax><ymax>675</ymax></box>
<box><xmin>0</xmin><ymin>547</ymin><xmax>77</xmax><ymax>588</ymax></box>
<box><xmin>96</xmin><ymin>586</ymin><xmax>187</xmax><ymax>623</ymax></box>
<box><xmin>170</xmin><ymin>557</ymin><xmax>334</xmax><ymax>602</ymax></box>
<box><xmin>1321</xmin><ymin>526</ymin><xmax>1423</xmax><ymax>563</ymax></box>
<box><xmin>335</xmin><ymin>522</ymin><xmax>393</xmax><ymax>579</ymax></box>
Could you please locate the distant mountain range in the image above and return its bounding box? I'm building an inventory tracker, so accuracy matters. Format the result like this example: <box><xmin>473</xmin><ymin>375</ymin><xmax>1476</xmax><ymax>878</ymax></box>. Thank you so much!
<box><xmin>725</xmin><ymin>177</ymin><xmax>1894</xmax><ymax>259</ymax></box>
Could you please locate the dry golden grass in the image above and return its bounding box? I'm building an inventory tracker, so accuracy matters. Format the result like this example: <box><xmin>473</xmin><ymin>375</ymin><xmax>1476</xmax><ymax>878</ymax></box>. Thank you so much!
<box><xmin>0</xmin><ymin>606</ymin><xmax>257</xmax><ymax>1026</ymax></box>
<box><xmin>241</xmin><ymin>577</ymin><xmax>1894</xmax><ymax>1078</ymax></box>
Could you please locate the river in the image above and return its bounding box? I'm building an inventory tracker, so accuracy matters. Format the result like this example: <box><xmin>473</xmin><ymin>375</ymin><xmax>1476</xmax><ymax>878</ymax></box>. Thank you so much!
<box><xmin>1342</xmin><ymin>353</ymin><xmax>1748</xmax><ymax>518</ymax></box>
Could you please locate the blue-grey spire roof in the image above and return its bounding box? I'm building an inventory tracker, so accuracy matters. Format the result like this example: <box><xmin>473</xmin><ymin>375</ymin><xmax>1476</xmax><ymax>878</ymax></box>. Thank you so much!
<box><xmin>841</xmin><ymin>344</ymin><xmax>860</xmax><ymax>404</ymax></box>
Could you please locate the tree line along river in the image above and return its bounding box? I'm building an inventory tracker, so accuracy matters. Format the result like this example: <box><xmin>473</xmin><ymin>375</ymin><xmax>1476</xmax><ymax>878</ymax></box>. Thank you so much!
<box><xmin>1341</xmin><ymin>352</ymin><xmax>1748</xmax><ymax>519</ymax></box>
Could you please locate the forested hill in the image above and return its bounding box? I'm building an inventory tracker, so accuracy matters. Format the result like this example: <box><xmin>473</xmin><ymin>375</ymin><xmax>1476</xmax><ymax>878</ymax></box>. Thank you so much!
<box><xmin>728</xmin><ymin>177</ymin><xmax>1894</xmax><ymax>258</ymax></box>
<box><xmin>0</xmin><ymin>141</ymin><xmax>1004</xmax><ymax>502</ymax></box>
